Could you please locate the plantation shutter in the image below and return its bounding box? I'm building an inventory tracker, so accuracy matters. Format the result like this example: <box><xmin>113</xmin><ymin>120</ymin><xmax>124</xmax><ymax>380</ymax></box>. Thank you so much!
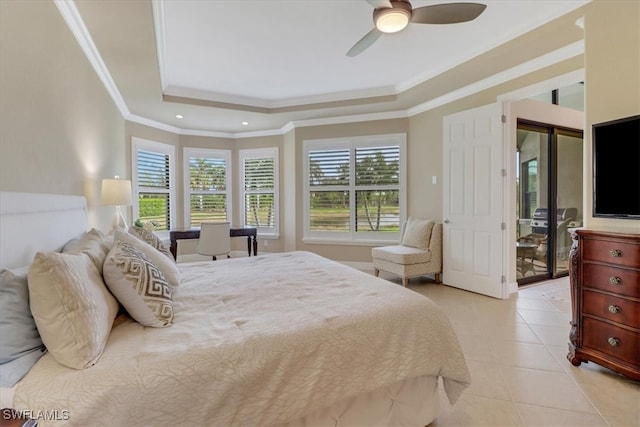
<box><xmin>354</xmin><ymin>145</ymin><xmax>400</xmax><ymax>232</ymax></box>
<box><xmin>138</xmin><ymin>150</ymin><xmax>169</xmax><ymax>189</ymax></box>
<box><xmin>243</xmin><ymin>156</ymin><xmax>275</xmax><ymax>228</ymax></box>
<box><xmin>308</xmin><ymin>149</ymin><xmax>351</xmax><ymax>231</ymax></box>
<box><xmin>355</xmin><ymin>146</ymin><xmax>399</xmax><ymax>186</ymax></box>
<box><xmin>137</xmin><ymin>149</ymin><xmax>170</xmax><ymax>230</ymax></box>
<box><xmin>303</xmin><ymin>135</ymin><xmax>405</xmax><ymax>240</ymax></box>
<box><xmin>187</xmin><ymin>153</ymin><xmax>228</xmax><ymax>227</ymax></box>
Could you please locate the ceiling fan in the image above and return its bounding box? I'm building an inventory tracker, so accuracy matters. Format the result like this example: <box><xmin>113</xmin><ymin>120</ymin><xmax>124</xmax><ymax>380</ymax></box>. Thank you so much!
<box><xmin>347</xmin><ymin>0</ymin><xmax>487</xmax><ymax>57</ymax></box>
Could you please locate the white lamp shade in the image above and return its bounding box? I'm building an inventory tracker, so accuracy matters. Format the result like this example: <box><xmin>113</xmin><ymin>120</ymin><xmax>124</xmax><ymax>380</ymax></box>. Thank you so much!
<box><xmin>101</xmin><ymin>178</ymin><xmax>132</xmax><ymax>206</ymax></box>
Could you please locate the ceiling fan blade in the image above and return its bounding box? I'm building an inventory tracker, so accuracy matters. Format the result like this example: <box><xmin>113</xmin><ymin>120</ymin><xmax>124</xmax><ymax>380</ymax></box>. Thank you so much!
<box><xmin>346</xmin><ymin>28</ymin><xmax>383</xmax><ymax>57</ymax></box>
<box><xmin>411</xmin><ymin>3</ymin><xmax>487</xmax><ymax>25</ymax></box>
<box><xmin>366</xmin><ymin>0</ymin><xmax>392</xmax><ymax>9</ymax></box>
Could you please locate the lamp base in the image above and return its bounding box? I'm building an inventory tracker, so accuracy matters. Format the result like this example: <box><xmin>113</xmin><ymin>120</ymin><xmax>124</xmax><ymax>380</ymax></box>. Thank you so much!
<box><xmin>111</xmin><ymin>206</ymin><xmax>128</xmax><ymax>230</ymax></box>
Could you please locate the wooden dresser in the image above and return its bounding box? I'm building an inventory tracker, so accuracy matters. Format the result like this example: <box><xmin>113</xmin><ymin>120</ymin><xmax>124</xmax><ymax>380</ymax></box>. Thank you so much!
<box><xmin>568</xmin><ymin>228</ymin><xmax>640</xmax><ymax>380</ymax></box>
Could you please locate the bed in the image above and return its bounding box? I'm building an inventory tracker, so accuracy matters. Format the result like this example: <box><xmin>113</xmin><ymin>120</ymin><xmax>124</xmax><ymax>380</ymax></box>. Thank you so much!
<box><xmin>0</xmin><ymin>191</ymin><xmax>470</xmax><ymax>426</ymax></box>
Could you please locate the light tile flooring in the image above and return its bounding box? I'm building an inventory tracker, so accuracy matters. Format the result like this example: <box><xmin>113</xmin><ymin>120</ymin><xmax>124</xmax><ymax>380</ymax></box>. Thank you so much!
<box><xmin>378</xmin><ymin>273</ymin><xmax>640</xmax><ymax>427</ymax></box>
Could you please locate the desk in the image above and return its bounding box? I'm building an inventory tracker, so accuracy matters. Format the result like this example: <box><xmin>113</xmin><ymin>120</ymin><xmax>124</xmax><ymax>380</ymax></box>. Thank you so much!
<box><xmin>169</xmin><ymin>227</ymin><xmax>257</xmax><ymax>260</ymax></box>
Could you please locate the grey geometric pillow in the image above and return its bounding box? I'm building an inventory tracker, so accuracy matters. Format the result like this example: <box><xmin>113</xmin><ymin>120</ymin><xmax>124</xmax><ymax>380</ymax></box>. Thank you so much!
<box><xmin>103</xmin><ymin>241</ymin><xmax>174</xmax><ymax>327</ymax></box>
<box><xmin>128</xmin><ymin>225</ymin><xmax>174</xmax><ymax>262</ymax></box>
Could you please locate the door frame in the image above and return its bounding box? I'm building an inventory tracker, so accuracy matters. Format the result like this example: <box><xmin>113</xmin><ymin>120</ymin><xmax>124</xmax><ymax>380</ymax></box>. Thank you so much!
<box><xmin>499</xmin><ymin>69</ymin><xmax>585</xmax><ymax>292</ymax></box>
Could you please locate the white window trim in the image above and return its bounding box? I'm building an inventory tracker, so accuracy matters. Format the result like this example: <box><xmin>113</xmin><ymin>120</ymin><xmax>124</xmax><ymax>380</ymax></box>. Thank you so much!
<box><xmin>302</xmin><ymin>133</ymin><xmax>406</xmax><ymax>244</ymax></box>
<box><xmin>239</xmin><ymin>147</ymin><xmax>279</xmax><ymax>238</ymax></box>
<box><xmin>131</xmin><ymin>137</ymin><xmax>176</xmax><ymax>236</ymax></box>
<box><xmin>183</xmin><ymin>147</ymin><xmax>232</xmax><ymax>228</ymax></box>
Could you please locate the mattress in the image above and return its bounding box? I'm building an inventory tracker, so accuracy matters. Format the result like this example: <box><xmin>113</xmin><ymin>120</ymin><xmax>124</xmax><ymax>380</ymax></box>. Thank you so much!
<box><xmin>13</xmin><ymin>251</ymin><xmax>470</xmax><ymax>426</ymax></box>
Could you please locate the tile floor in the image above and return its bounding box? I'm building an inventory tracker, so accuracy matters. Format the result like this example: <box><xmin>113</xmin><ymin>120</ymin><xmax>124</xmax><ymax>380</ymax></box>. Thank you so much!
<box><xmin>378</xmin><ymin>273</ymin><xmax>639</xmax><ymax>427</ymax></box>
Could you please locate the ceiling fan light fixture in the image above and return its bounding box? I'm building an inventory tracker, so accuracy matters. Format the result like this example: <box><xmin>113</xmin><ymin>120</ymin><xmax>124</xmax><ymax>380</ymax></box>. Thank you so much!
<box><xmin>374</xmin><ymin>2</ymin><xmax>412</xmax><ymax>33</ymax></box>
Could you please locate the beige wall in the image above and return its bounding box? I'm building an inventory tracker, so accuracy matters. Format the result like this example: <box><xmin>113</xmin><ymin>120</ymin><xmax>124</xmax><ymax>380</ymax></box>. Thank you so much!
<box><xmin>584</xmin><ymin>0</ymin><xmax>640</xmax><ymax>229</ymax></box>
<box><xmin>0</xmin><ymin>0</ymin><xmax>125</xmax><ymax>230</ymax></box>
<box><xmin>2</xmin><ymin>1</ymin><xmax>637</xmax><ymax>262</ymax></box>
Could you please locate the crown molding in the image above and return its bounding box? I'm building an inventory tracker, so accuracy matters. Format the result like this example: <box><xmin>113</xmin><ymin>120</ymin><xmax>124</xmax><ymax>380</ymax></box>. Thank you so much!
<box><xmin>58</xmin><ymin>1</ymin><xmax>585</xmax><ymax>140</ymax></box>
<box><xmin>54</xmin><ymin>0</ymin><xmax>130</xmax><ymax>118</ymax></box>
<box><xmin>151</xmin><ymin>0</ymin><xmax>168</xmax><ymax>92</ymax></box>
<box><xmin>396</xmin><ymin>1</ymin><xmax>589</xmax><ymax>94</ymax></box>
<box><xmin>163</xmin><ymin>85</ymin><xmax>398</xmax><ymax>111</ymax></box>
<box><xmin>407</xmin><ymin>40</ymin><xmax>584</xmax><ymax>117</ymax></box>
<box><xmin>120</xmin><ymin>39</ymin><xmax>585</xmax><ymax>140</ymax></box>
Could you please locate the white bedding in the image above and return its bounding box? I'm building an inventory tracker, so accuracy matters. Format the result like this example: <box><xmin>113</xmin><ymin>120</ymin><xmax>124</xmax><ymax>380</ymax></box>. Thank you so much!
<box><xmin>13</xmin><ymin>251</ymin><xmax>470</xmax><ymax>426</ymax></box>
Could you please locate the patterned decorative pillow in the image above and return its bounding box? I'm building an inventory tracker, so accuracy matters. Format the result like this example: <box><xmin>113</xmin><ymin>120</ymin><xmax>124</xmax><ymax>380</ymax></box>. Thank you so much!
<box><xmin>401</xmin><ymin>218</ymin><xmax>435</xmax><ymax>251</ymax></box>
<box><xmin>128</xmin><ymin>225</ymin><xmax>174</xmax><ymax>262</ymax></box>
<box><xmin>114</xmin><ymin>229</ymin><xmax>180</xmax><ymax>288</ymax></box>
<box><xmin>28</xmin><ymin>252</ymin><xmax>119</xmax><ymax>369</ymax></box>
<box><xmin>103</xmin><ymin>241</ymin><xmax>174</xmax><ymax>328</ymax></box>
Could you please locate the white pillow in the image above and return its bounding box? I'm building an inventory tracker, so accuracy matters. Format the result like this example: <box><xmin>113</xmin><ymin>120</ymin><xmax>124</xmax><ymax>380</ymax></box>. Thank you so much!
<box><xmin>114</xmin><ymin>229</ymin><xmax>180</xmax><ymax>287</ymax></box>
<box><xmin>62</xmin><ymin>228</ymin><xmax>113</xmax><ymax>275</ymax></box>
<box><xmin>103</xmin><ymin>241</ymin><xmax>174</xmax><ymax>328</ymax></box>
<box><xmin>27</xmin><ymin>252</ymin><xmax>119</xmax><ymax>369</ymax></box>
<box><xmin>401</xmin><ymin>218</ymin><xmax>435</xmax><ymax>250</ymax></box>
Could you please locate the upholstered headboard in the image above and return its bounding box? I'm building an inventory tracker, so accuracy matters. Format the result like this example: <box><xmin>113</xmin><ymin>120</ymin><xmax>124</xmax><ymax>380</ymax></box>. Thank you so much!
<box><xmin>0</xmin><ymin>191</ymin><xmax>88</xmax><ymax>269</ymax></box>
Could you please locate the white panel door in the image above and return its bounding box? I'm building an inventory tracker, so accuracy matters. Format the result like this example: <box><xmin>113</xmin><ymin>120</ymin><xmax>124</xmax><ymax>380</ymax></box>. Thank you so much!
<box><xmin>443</xmin><ymin>103</ymin><xmax>506</xmax><ymax>298</ymax></box>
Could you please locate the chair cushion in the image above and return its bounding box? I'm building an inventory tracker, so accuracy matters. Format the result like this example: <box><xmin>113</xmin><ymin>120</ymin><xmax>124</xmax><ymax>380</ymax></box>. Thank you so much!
<box><xmin>401</xmin><ymin>218</ymin><xmax>435</xmax><ymax>250</ymax></box>
<box><xmin>372</xmin><ymin>245</ymin><xmax>431</xmax><ymax>265</ymax></box>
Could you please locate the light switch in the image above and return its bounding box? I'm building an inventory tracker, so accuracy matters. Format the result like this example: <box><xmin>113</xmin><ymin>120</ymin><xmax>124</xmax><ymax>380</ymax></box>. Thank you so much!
<box><xmin>432</xmin><ymin>176</ymin><xmax>437</xmax><ymax>185</ymax></box>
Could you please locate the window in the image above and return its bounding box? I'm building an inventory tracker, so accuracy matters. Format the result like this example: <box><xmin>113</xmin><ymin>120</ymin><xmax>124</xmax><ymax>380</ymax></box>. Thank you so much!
<box><xmin>183</xmin><ymin>148</ymin><xmax>232</xmax><ymax>228</ymax></box>
<box><xmin>239</xmin><ymin>148</ymin><xmax>279</xmax><ymax>237</ymax></box>
<box><xmin>303</xmin><ymin>134</ymin><xmax>405</xmax><ymax>243</ymax></box>
<box><xmin>132</xmin><ymin>138</ymin><xmax>176</xmax><ymax>232</ymax></box>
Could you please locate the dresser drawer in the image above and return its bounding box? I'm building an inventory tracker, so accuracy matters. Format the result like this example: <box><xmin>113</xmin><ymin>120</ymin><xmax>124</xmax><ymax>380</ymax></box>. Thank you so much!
<box><xmin>582</xmin><ymin>317</ymin><xmax>640</xmax><ymax>366</ymax></box>
<box><xmin>582</xmin><ymin>238</ymin><xmax>640</xmax><ymax>268</ymax></box>
<box><xmin>582</xmin><ymin>263</ymin><xmax>640</xmax><ymax>299</ymax></box>
<box><xmin>583</xmin><ymin>290</ymin><xmax>640</xmax><ymax>328</ymax></box>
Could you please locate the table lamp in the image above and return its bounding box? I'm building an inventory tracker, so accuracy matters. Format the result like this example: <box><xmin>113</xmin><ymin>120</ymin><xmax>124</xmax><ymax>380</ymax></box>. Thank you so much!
<box><xmin>102</xmin><ymin>176</ymin><xmax>132</xmax><ymax>229</ymax></box>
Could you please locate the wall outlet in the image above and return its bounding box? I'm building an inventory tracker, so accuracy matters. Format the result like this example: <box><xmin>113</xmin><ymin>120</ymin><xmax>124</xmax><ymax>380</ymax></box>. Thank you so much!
<box><xmin>263</xmin><ymin>240</ymin><xmax>268</xmax><ymax>247</ymax></box>
<box><xmin>432</xmin><ymin>175</ymin><xmax>437</xmax><ymax>185</ymax></box>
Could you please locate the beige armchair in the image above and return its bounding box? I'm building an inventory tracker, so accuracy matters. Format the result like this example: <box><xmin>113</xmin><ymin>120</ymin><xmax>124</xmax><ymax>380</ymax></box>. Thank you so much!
<box><xmin>372</xmin><ymin>219</ymin><xmax>442</xmax><ymax>287</ymax></box>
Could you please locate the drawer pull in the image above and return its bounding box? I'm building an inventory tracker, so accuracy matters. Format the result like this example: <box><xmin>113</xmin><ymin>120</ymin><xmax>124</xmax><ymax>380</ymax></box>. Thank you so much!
<box><xmin>607</xmin><ymin>337</ymin><xmax>620</xmax><ymax>347</ymax></box>
<box><xmin>608</xmin><ymin>305</ymin><xmax>621</xmax><ymax>314</ymax></box>
<box><xmin>609</xmin><ymin>249</ymin><xmax>622</xmax><ymax>258</ymax></box>
<box><xmin>609</xmin><ymin>276</ymin><xmax>622</xmax><ymax>285</ymax></box>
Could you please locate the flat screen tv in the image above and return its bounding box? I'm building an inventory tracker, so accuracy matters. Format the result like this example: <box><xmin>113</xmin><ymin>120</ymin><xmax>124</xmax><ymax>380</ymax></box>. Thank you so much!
<box><xmin>592</xmin><ymin>114</ymin><xmax>640</xmax><ymax>219</ymax></box>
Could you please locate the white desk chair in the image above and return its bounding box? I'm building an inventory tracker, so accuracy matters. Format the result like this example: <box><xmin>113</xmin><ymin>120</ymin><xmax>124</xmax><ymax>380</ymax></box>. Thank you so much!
<box><xmin>197</xmin><ymin>222</ymin><xmax>231</xmax><ymax>260</ymax></box>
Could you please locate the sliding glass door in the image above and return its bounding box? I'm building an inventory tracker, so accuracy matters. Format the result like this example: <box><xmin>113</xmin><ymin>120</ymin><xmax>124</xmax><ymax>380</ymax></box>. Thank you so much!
<box><xmin>516</xmin><ymin>121</ymin><xmax>583</xmax><ymax>285</ymax></box>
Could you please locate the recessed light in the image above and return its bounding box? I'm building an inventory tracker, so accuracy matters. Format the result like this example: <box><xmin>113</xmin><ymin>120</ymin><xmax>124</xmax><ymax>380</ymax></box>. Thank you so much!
<box><xmin>176</xmin><ymin>114</ymin><xmax>183</xmax><ymax>119</ymax></box>
<box><xmin>242</xmin><ymin>121</ymin><xmax>249</xmax><ymax>126</ymax></box>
